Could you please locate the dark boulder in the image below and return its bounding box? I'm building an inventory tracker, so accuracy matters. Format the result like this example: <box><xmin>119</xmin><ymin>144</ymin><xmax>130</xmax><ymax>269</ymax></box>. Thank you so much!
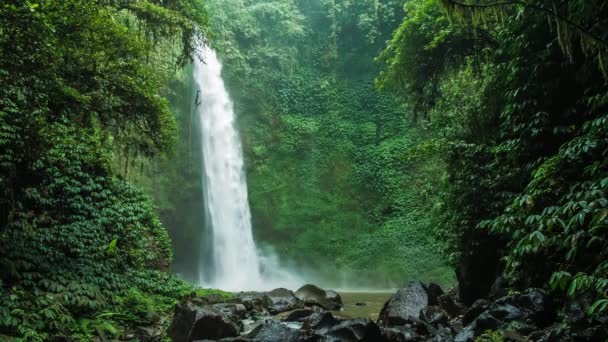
<box><xmin>426</xmin><ymin>283</ymin><xmax>445</xmax><ymax>306</ymax></box>
<box><xmin>432</xmin><ymin>326</ymin><xmax>454</xmax><ymax>342</ymax></box>
<box><xmin>420</xmin><ymin>306</ymin><xmax>449</xmax><ymax>327</ymax></box>
<box><xmin>265</xmin><ymin>288</ymin><xmax>303</xmax><ymax>314</ymax></box>
<box><xmin>319</xmin><ymin>318</ymin><xmax>382</xmax><ymax>342</ymax></box>
<box><xmin>378</xmin><ymin>281</ymin><xmax>429</xmax><ymax>327</ymax></box>
<box><xmin>517</xmin><ymin>288</ymin><xmax>555</xmax><ymax>326</ymax></box>
<box><xmin>283</xmin><ymin>309</ymin><xmax>315</xmax><ymax>322</ymax></box>
<box><xmin>453</xmin><ymin>324</ymin><xmax>476</xmax><ymax>342</ymax></box>
<box><xmin>489</xmin><ymin>303</ymin><xmax>523</xmax><ymax>322</ymax></box>
<box><xmin>381</xmin><ymin>327</ymin><xmax>414</xmax><ymax>342</ymax></box>
<box><xmin>454</xmin><ymin>311</ymin><xmax>501</xmax><ymax>342</ymax></box>
<box><xmin>294</xmin><ymin>284</ymin><xmax>343</xmax><ymax>310</ymax></box>
<box><xmin>212</xmin><ymin>303</ymin><xmax>248</xmax><ymax>322</ymax></box>
<box><xmin>462</xmin><ymin>299</ymin><xmax>490</xmax><ymax>326</ymax></box>
<box><xmin>474</xmin><ymin>312</ymin><xmax>501</xmax><ymax>333</ymax></box>
<box><xmin>438</xmin><ymin>293</ymin><xmax>465</xmax><ymax>318</ymax></box>
<box><xmin>301</xmin><ymin>312</ymin><xmax>340</xmax><ymax>331</ymax></box>
<box><xmin>234</xmin><ymin>292</ymin><xmax>271</xmax><ymax>312</ymax></box>
<box><xmin>246</xmin><ymin>320</ymin><xmax>308</xmax><ymax>342</ymax></box>
<box><xmin>169</xmin><ymin>302</ymin><xmax>240</xmax><ymax>342</ymax></box>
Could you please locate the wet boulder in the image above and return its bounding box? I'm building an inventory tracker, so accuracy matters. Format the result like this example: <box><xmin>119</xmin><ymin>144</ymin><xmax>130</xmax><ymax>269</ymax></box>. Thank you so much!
<box><xmin>295</xmin><ymin>284</ymin><xmax>343</xmax><ymax>310</ymax></box>
<box><xmin>319</xmin><ymin>318</ymin><xmax>382</xmax><ymax>342</ymax></box>
<box><xmin>517</xmin><ymin>288</ymin><xmax>555</xmax><ymax>326</ymax></box>
<box><xmin>301</xmin><ymin>312</ymin><xmax>340</xmax><ymax>331</ymax></box>
<box><xmin>169</xmin><ymin>301</ymin><xmax>240</xmax><ymax>342</ymax></box>
<box><xmin>426</xmin><ymin>283</ymin><xmax>445</xmax><ymax>306</ymax></box>
<box><xmin>453</xmin><ymin>312</ymin><xmax>501</xmax><ymax>342</ymax></box>
<box><xmin>212</xmin><ymin>303</ymin><xmax>248</xmax><ymax>322</ymax></box>
<box><xmin>246</xmin><ymin>320</ymin><xmax>309</xmax><ymax>342</ymax></box>
<box><xmin>438</xmin><ymin>293</ymin><xmax>465</xmax><ymax>318</ymax></box>
<box><xmin>265</xmin><ymin>288</ymin><xmax>303</xmax><ymax>314</ymax></box>
<box><xmin>453</xmin><ymin>324</ymin><xmax>476</xmax><ymax>342</ymax></box>
<box><xmin>283</xmin><ymin>309</ymin><xmax>316</xmax><ymax>322</ymax></box>
<box><xmin>381</xmin><ymin>327</ymin><xmax>418</xmax><ymax>342</ymax></box>
<box><xmin>233</xmin><ymin>292</ymin><xmax>271</xmax><ymax>312</ymax></box>
<box><xmin>420</xmin><ymin>306</ymin><xmax>449</xmax><ymax>327</ymax></box>
<box><xmin>489</xmin><ymin>303</ymin><xmax>522</xmax><ymax>323</ymax></box>
<box><xmin>377</xmin><ymin>281</ymin><xmax>429</xmax><ymax>327</ymax></box>
<box><xmin>432</xmin><ymin>326</ymin><xmax>454</xmax><ymax>342</ymax></box>
<box><xmin>474</xmin><ymin>312</ymin><xmax>501</xmax><ymax>333</ymax></box>
<box><xmin>462</xmin><ymin>299</ymin><xmax>490</xmax><ymax>326</ymax></box>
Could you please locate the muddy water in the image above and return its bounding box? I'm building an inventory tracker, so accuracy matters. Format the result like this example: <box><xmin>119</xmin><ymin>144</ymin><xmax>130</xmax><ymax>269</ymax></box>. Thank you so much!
<box><xmin>332</xmin><ymin>292</ymin><xmax>393</xmax><ymax>320</ymax></box>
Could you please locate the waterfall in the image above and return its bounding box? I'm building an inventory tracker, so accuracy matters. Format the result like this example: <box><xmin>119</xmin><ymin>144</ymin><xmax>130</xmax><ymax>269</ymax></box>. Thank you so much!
<box><xmin>194</xmin><ymin>46</ymin><xmax>263</xmax><ymax>291</ymax></box>
<box><xmin>193</xmin><ymin>45</ymin><xmax>303</xmax><ymax>291</ymax></box>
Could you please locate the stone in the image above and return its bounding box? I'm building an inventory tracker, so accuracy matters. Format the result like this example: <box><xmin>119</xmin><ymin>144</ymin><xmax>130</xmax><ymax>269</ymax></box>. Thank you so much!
<box><xmin>438</xmin><ymin>293</ymin><xmax>465</xmax><ymax>318</ymax></box>
<box><xmin>420</xmin><ymin>306</ymin><xmax>449</xmax><ymax>327</ymax></box>
<box><xmin>294</xmin><ymin>284</ymin><xmax>343</xmax><ymax>310</ymax></box>
<box><xmin>246</xmin><ymin>320</ymin><xmax>307</xmax><ymax>342</ymax></box>
<box><xmin>453</xmin><ymin>324</ymin><xmax>476</xmax><ymax>342</ymax></box>
<box><xmin>381</xmin><ymin>328</ymin><xmax>406</xmax><ymax>342</ymax></box>
<box><xmin>265</xmin><ymin>288</ymin><xmax>303</xmax><ymax>314</ymax></box>
<box><xmin>454</xmin><ymin>311</ymin><xmax>501</xmax><ymax>342</ymax></box>
<box><xmin>474</xmin><ymin>312</ymin><xmax>501</xmax><ymax>333</ymax></box>
<box><xmin>377</xmin><ymin>281</ymin><xmax>429</xmax><ymax>327</ymax></box>
<box><xmin>234</xmin><ymin>292</ymin><xmax>271</xmax><ymax>312</ymax></box>
<box><xmin>489</xmin><ymin>303</ymin><xmax>523</xmax><ymax>322</ymax></box>
<box><xmin>426</xmin><ymin>283</ymin><xmax>445</xmax><ymax>306</ymax></box>
<box><xmin>432</xmin><ymin>326</ymin><xmax>454</xmax><ymax>342</ymax></box>
<box><xmin>301</xmin><ymin>312</ymin><xmax>340</xmax><ymax>331</ymax></box>
<box><xmin>320</xmin><ymin>318</ymin><xmax>383</xmax><ymax>342</ymax></box>
<box><xmin>462</xmin><ymin>299</ymin><xmax>490</xmax><ymax>326</ymax></box>
<box><xmin>168</xmin><ymin>301</ymin><xmax>240</xmax><ymax>342</ymax></box>
<box><xmin>517</xmin><ymin>288</ymin><xmax>555</xmax><ymax>326</ymax></box>
<box><xmin>212</xmin><ymin>303</ymin><xmax>248</xmax><ymax>322</ymax></box>
<box><xmin>283</xmin><ymin>309</ymin><xmax>315</xmax><ymax>322</ymax></box>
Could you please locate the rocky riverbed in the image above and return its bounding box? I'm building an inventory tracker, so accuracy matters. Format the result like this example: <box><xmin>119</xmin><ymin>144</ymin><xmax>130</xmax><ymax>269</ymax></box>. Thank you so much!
<box><xmin>134</xmin><ymin>281</ymin><xmax>607</xmax><ymax>342</ymax></box>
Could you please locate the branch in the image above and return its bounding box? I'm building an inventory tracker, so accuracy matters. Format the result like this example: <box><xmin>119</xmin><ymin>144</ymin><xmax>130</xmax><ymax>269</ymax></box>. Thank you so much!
<box><xmin>443</xmin><ymin>0</ymin><xmax>608</xmax><ymax>49</ymax></box>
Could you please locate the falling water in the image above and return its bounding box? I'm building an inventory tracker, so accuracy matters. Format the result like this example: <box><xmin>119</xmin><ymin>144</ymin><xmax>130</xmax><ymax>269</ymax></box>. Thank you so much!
<box><xmin>194</xmin><ymin>46</ymin><xmax>263</xmax><ymax>291</ymax></box>
<box><xmin>193</xmin><ymin>45</ymin><xmax>304</xmax><ymax>291</ymax></box>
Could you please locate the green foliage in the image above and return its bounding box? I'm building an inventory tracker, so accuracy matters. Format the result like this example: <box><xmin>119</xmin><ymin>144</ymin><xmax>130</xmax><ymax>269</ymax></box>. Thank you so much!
<box><xmin>203</xmin><ymin>0</ymin><xmax>453</xmax><ymax>288</ymax></box>
<box><xmin>378</xmin><ymin>0</ymin><xmax>608</xmax><ymax>315</ymax></box>
<box><xmin>0</xmin><ymin>0</ymin><xmax>208</xmax><ymax>339</ymax></box>
<box><xmin>475</xmin><ymin>330</ymin><xmax>504</xmax><ymax>342</ymax></box>
<box><xmin>194</xmin><ymin>288</ymin><xmax>233</xmax><ymax>299</ymax></box>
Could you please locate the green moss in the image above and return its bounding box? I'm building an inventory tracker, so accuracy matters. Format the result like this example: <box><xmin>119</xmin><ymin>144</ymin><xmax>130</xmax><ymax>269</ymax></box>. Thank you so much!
<box><xmin>194</xmin><ymin>288</ymin><xmax>233</xmax><ymax>300</ymax></box>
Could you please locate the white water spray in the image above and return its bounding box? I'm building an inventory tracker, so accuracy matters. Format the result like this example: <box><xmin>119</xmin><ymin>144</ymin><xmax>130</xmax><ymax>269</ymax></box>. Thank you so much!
<box><xmin>194</xmin><ymin>45</ymin><xmax>302</xmax><ymax>291</ymax></box>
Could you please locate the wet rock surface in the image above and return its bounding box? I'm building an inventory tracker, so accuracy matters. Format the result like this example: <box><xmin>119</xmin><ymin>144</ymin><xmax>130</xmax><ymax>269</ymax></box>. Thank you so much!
<box><xmin>377</xmin><ymin>281</ymin><xmax>429</xmax><ymax>327</ymax></box>
<box><xmin>265</xmin><ymin>288</ymin><xmax>303</xmax><ymax>314</ymax></box>
<box><xmin>168</xmin><ymin>282</ymin><xmax>604</xmax><ymax>341</ymax></box>
<box><xmin>295</xmin><ymin>284</ymin><xmax>343</xmax><ymax>310</ymax></box>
